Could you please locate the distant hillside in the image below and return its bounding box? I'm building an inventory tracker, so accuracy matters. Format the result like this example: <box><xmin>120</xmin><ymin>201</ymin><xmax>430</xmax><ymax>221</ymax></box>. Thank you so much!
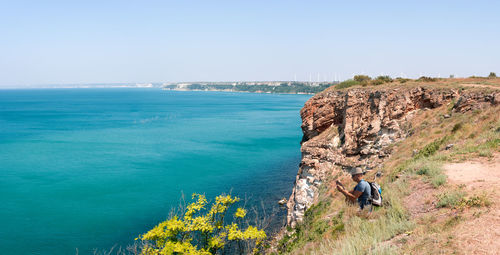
<box><xmin>162</xmin><ymin>81</ymin><xmax>336</xmax><ymax>94</ymax></box>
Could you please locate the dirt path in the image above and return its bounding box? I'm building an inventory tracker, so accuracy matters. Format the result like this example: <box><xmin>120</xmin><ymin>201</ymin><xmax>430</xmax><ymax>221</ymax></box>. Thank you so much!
<box><xmin>444</xmin><ymin>155</ymin><xmax>500</xmax><ymax>190</ymax></box>
<box><xmin>443</xmin><ymin>154</ymin><xmax>500</xmax><ymax>255</ymax></box>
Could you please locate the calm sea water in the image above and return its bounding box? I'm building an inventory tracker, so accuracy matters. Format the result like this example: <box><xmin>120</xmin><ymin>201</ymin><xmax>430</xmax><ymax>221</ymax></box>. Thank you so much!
<box><xmin>0</xmin><ymin>89</ymin><xmax>310</xmax><ymax>255</ymax></box>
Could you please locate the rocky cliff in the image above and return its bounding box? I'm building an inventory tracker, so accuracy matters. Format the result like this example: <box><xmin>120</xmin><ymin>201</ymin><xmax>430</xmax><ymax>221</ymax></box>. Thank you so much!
<box><xmin>286</xmin><ymin>86</ymin><xmax>499</xmax><ymax>226</ymax></box>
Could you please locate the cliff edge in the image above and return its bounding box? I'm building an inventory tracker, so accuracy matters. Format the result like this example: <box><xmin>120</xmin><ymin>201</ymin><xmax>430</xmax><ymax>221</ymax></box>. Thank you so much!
<box><xmin>286</xmin><ymin>84</ymin><xmax>499</xmax><ymax>227</ymax></box>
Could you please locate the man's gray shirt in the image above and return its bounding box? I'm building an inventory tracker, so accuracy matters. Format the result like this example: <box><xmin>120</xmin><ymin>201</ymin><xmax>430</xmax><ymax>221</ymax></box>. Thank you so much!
<box><xmin>354</xmin><ymin>179</ymin><xmax>371</xmax><ymax>209</ymax></box>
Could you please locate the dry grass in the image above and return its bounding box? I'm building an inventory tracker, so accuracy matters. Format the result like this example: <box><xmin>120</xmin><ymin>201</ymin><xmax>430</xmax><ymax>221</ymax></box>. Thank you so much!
<box><xmin>312</xmin><ymin>180</ymin><xmax>413</xmax><ymax>255</ymax></box>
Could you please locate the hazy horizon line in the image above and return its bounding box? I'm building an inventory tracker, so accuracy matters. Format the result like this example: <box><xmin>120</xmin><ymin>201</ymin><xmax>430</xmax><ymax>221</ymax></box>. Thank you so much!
<box><xmin>3</xmin><ymin>73</ymin><xmax>496</xmax><ymax>89</ymax></box>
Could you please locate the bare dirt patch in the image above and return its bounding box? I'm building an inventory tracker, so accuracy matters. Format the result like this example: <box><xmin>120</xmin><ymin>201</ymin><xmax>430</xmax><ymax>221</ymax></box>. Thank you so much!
<box><xmin>404</xmin><ymin>178</ymin><xmax>438</xmax><ymax>219</ymax></box>
<box><xmin>444</xmin><ymin>154</ymin><xmax>500</xmax><ymax>191</ymax></box>
<box><xmin>443</xmin><ymin>154</ymin><xmax>500</xmax><ymax>255</ymax></box>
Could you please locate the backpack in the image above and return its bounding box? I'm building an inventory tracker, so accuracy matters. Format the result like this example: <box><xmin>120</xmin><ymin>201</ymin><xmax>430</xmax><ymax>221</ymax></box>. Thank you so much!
<box><xmin>368</xmin><ymin>182</ymin><xmax>382</xmax><ymax>206</ymax></box>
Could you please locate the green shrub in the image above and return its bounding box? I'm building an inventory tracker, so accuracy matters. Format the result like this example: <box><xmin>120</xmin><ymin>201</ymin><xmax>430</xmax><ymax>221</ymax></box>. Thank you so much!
<box><xmin>437</xmin><ymin>190</ymin><xmax>466</xmax><ymax>208</ymax></box>
<box><xmin>488</xmin><ymin>72</ymin><xmax>497</xmax><ymax>78</ymax></box>
<box><xmin>416</xmin><ymin>166</ymin><xmax>431</xmax><ymax>175</ymax></box>
<box><xmin>335</xmin><ymin>80</ymin><xmax>360</xmax><ymax>89</ymax></box>
<box><xmin>459</xmin><ymin>194</ymin><xmax>491</xmax><ymax>208</ymax></box>
<box><xmin>369</xmin><ymin>75</ymin><xmax>393</xmax><ymax>86</ymax></box>
<box><xmin>485</xmin><ymin>138</ymin><xmax>500</xmax><ymax>148</ymax></box>
<box><xmin>278</xmin><ymin>201</ymin><xmax>346</xmax><ymax>253</ymax></box>
<box><xmin>353</xmin><ymin>75</ymin><xmax>372</xmax><ymax>83</ymax></box>
<box><xmin>431</xmin><ymin>174</ymin><xmax>447</xmax><ymax>187</ymax></box>
<box><xmin>396</xmin><ymin>77</ymin><xmax>410</xmax><ymax>83</ymax></box>
<box><xmin>371</xmin><ymin>79</ymin><xmax>384</xmax><ymax>85</ymax></box>
<box><xmin>417</xmin><ymin>76</ymin><xmax>437</xmax><ymax>82</ymax></box>
<box><xmin>309</xmin><ymin>220</ymin><xmax>330</xmax><ymax>241</ymax></box>
<box><xmin>447</xmin><ymin>99</ymin><xmax>456</xmax><ymax>113</ymax></box>
<box><xmin>408</xmin><ymin>160</ymin><xmax>446</xmax><ymax>187</ymax></box>
<box><xmin>375</xmin><ymin>75</ymin><xmax>393</xmax><ymax>83</ymax></box>
<box><xmin>451</xmin><ymin>123</ymin><xmax>463</xmax><ymax>133</ymax></box>
<box><xmin>439</xmin><ymin>193</ymin><xmax>492</xmax><ymax>210</ymax></box>
<box><xmin>478</xmin><ymin>150</ymin><xmax>492</xmax><ymax>157</ymax></box>
<box><xmin>414</xmin><ymin>137</ymin><xmax>447</xmax><ymax>159</ymax></box>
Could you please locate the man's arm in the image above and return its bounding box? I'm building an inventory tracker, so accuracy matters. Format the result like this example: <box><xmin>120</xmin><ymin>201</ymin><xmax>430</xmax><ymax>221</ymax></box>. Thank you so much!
<box><xmin>336</xmin><ymin>185</ymin><xmax>363</xmax><ymax>202</ymax></box>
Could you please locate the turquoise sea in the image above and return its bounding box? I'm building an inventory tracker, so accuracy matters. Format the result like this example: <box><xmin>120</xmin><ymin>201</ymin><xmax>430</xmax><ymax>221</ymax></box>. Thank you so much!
<box><xmin>0</xmin><ymin>89</ymin><xmax>310</xmax><ymax>255</ymax></box>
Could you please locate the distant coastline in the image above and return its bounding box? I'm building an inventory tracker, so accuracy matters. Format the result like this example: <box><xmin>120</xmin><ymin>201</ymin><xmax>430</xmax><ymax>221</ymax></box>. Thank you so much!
<box><xmin>163</xmin><ymin>87</ymin><xmax>316</xmax><ymax>95</ymax></box>
<box><xmin>162</xmin><ymin>81</ymin><xmax>336</xmax><ymax>94</ymax></box>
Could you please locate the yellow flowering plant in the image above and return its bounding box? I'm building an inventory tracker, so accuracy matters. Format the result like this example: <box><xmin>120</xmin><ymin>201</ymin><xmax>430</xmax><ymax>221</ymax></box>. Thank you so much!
<box><xmin>138</xmin><ymin>193</ymin><xmax>266</xmax><ymax>255</ymax></box>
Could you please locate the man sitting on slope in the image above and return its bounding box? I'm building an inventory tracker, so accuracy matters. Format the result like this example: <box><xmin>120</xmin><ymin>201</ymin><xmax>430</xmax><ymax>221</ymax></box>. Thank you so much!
<box><xmin>336</xmin><ymin>167</ymin><xmax>372</xmax><ymax>211</ymax></box>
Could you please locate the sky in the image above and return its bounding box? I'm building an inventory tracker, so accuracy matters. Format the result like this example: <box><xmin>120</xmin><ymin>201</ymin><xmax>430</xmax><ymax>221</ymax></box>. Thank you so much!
<box><xmin>0</xmin><ymin>0</ymin><xmax>499</xmax><ymax>87</ymax></box>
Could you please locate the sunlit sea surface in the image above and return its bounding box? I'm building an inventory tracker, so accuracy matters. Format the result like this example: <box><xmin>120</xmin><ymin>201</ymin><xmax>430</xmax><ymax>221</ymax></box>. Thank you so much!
<box><xmin>0</xmin><ymin>89</ymin><xmax>310</xmax><ymax>254</ymax></box>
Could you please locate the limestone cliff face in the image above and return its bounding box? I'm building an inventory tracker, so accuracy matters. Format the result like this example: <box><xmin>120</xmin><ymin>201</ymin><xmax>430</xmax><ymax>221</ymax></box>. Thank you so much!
<box><xmin>287</xmin><ymin>86</ymin><xmax>499</xmax><ymax>226</ymax></box>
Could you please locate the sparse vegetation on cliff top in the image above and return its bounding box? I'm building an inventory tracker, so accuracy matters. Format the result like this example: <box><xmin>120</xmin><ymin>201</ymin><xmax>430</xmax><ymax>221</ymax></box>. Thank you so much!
<box><xmin>332</xmin><ymin>73</ymin><xmax>500</xmax><ymax>91</ymax></box>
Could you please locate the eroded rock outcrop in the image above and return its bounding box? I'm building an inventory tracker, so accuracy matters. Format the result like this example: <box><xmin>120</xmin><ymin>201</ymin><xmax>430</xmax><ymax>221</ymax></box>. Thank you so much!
<box><xmin>287</xmin><ymin>87</ymin><xmax>498</xmax><ymax>226</ymax></box>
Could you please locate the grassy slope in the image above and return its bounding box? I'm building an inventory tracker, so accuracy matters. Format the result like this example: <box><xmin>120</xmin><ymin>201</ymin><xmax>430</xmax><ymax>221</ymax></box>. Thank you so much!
<box><xmin>273</xmin><ymin>78</ymin><xmax>499</xmax><ymax>255</ymax></box>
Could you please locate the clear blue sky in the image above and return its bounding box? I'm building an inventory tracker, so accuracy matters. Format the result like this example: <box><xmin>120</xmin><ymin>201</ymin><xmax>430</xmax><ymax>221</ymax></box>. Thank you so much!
<box><xmin>1</xmin><ymin>0</ymin><xmax>499</xmax><ymax>87</ymax></box>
